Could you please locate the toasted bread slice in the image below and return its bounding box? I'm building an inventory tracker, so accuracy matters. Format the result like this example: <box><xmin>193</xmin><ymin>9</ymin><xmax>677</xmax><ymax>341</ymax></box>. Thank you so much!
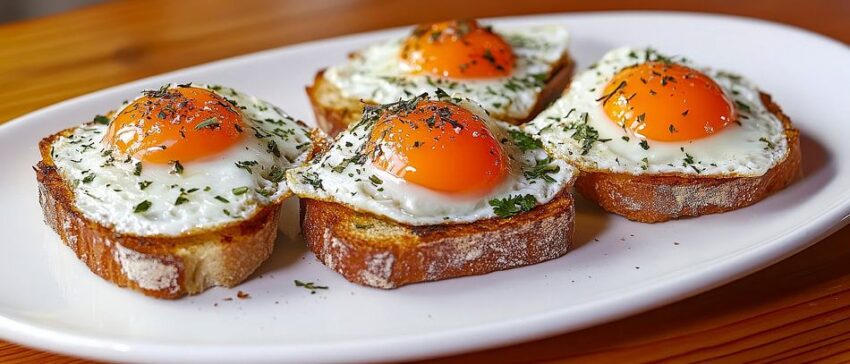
<box><xmin>299</xmin><ymin>190</ymin><xmax>574</xmax><ymax>289</ymax></box>
<box><xmin>35</xmin><ymin>127</ymin><xmax>325</xmax><ymax>299</ymax></box>
<box><xmin>306</xmin><ymin>54</ymin><xmax>575</xmax><ymax>136</ymax></box>
<box><xmin>574</xmin><ymin>93</ymin><xmax>802</xmax><ymax>223</ymax></box>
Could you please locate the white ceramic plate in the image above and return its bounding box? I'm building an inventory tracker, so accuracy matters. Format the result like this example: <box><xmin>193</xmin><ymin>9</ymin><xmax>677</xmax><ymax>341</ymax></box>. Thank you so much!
<box><xmin>0</xmin><ymin>11</ymin><xmax>848</xmax><ymax>363</ymax></box>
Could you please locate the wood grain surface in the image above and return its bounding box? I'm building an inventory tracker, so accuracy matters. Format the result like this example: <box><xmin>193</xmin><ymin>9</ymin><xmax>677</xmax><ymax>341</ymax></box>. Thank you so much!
<box><xmin>1</xmin><ymin>0</ymin><xmax>848</xmax><ymax>362</ymax></box>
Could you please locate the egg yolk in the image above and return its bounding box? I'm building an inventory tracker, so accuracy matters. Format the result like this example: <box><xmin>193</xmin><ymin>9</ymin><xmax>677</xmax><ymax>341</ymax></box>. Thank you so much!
<box><xmin>103</xmin><ymin>86</ymin><xmax>245</xmax><ymax>163</ymax></box>
<box><xmin>601</xmin><ymin>62</ymin><xmax>736</xmax><ymax>142</ymax></box>
<box><xmin>368</xmin><ymin>100</ymin><xmax>507</xmax><ymax>195</ymax></box>
<box><xmin>401</xmin><ymin>19</ymin><xmax>515</xmax><ymax>79</ymax></box>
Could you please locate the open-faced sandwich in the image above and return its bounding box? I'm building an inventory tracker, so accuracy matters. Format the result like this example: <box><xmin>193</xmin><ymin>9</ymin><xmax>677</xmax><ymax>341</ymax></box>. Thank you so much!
<box><xmin>524</xmin><ymin>47</ymin><xmax>802</xmax><ymax>223</ymax></box>
<box><xmin>307</xmin><ymin>19</ymin><xmax>573</xmax><ymax>135</ymax></box>
<box><xmin>287</xmin><ymin>91</ymin><xmax>577</xmax><ymax>288</ymax></box>
<box><xmin>35</xmin><ymin>83</ymin><xmax>321</xmax><ymax>298</ymax></box>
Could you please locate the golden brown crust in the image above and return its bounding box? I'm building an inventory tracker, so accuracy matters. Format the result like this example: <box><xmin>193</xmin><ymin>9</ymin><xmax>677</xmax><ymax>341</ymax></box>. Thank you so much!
<box><xmin>306</xmin><ymin>54</ymin><xmax>575</xmax><ymax>136</ymax></box>
<box><xmin>574</xmin><ymin>92</ymin><xmax>802</xmax><ymax>223</ymax></box>
<box><xmin>34</xmin><ymin>127</ymin><xmax>326</xmax><ymax>299</ymax></box>
<box><xmin>300</xmin><ymin>190</ymin><xmax>574</xmax><ymax>289</ymax></box>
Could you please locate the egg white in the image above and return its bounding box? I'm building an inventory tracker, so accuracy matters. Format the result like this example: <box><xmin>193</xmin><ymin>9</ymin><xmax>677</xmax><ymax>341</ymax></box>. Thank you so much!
<box><xmin>286</xmin><ymin>93</ymin><xmax>575</xmax><ymax>226</ymax></box>
<box><xmin>524</xmin><ymin>47</ymin><xmax>790</xmax><ymax>177</ymax></box>
<box><xmin>323</xmin><ymin>25</ymin><xmax>570</xmax><ymax>121</ymax></box>
<box><xmin>49</xmin><ymin>84</ymin><xmax>314</xmax><ymax>236</ymax></box>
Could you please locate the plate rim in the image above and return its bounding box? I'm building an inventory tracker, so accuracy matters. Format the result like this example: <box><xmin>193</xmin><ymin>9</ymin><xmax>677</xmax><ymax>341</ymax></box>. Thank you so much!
<box><xmin>2</xmin><ymin>10</ymin><xmax>849</xmax><ymax>363</ymax></box>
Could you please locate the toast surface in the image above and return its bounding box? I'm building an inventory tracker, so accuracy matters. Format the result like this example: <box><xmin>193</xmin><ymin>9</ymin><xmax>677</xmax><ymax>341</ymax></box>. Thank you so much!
<box><xmin>306</xmin><ymin>53</ymin><xmax>574</xmax><ymax>136</ymax></box>
<box><xmin>300</xmin><ymin>190</ymin><xmax>574</xmax><ymax>289</ymax></box>
<box><xmin>575</xmin><ymin>92</ymin><xmax>802</xmax><ymax>223</ymax></box>
<box><xmin>35</xmin><ymin>127</ymin><xmax>324</xmax><ymax>299</ymax></box>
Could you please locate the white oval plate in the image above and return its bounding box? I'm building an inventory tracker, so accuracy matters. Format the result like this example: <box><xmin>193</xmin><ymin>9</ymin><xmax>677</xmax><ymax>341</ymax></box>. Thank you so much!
<box><xmin>1</xmin><ymin>11</ymin><xmax>848</xmax><ymax>364</ymax></box>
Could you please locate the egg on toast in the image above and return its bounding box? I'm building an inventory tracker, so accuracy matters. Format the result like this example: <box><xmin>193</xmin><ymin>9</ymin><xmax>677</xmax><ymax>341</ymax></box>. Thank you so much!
<box><xmin>287</xmin><ymin>91</ymin><xmax>577</xmax><ymax>288</ymax></box>
<box><xmin>524</xmin><ymin>48</ymin><xmax>802</xmax><ymax>222</ymax></box>
<box><xmin>308</xmin><ymin>19</ymin><xmax>574</xmax><ymax>135</ymax></box>
<box><xmin>36</xmin><ymin>83</ymin><xmax>320</xmax><ymax>298</ymax></box>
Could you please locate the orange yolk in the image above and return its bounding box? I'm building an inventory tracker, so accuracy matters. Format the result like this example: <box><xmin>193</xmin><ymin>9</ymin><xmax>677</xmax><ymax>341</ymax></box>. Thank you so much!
<box><xmin>401</xmin><ymin>19</ymin><xmax>515</xmax><ymax>79</ymax></box>
<box><xmin>368</xmin><ymin>100</ymin><xmax>507</xmax><ymax>195</ymax></box>
<box><xmin>601</xmin><ymin>62</ymin><xmax>736</xmax><ymax>142</ymax></box>
<box><xmin>103</xmin><ymin>86</ymin><xmax>245</xmax><ymax>163</ymax></box>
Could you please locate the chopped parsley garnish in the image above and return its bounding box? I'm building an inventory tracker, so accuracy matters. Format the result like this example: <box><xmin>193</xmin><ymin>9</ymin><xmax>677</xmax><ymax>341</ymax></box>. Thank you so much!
<box><xmin>232</xmin><ymin>186</ymin><xmax>249</xmax><ymax>195</ymax></box>
<box><xmin>596</xmin><ymin>80</ymin><xmax>626</xmax><ymax>106</ymax></box>
<box><xmin>368</xmin><ymin>175</ymin><xmax>383</xmax><ymax>185</ymax></box>
<box><xmin>508</xmin><ymin>129</ymin><xmax>543</xmax><ymax>151</ymax></box>
<box><xmin>175</xmin><ymin>193</ymin><xmax>189</xmax><ymax>205</ymax></box>
<box><xmin>133</xmin><ymin>200</ymin><xmax>152</xmax><ymax>213</ymax></box>
<box><xmin>380</xmin><ymin>76</ymin><xmax>416</xmax><ymax>88</ymax></box>
<box><xmin>639</xmin><ymin>140</ymin><xmax>650</xmax><ymax>150</ymax></box>
<box><xmin>681</xmin><ymin>148</ymin><xmax>702</xmax><ymax>173</ymax></box>
<box><xmin>138</xmin><ymin>181</ymin><xmax>152</xmax><ymax>190</ymax></box>
<box><xmin>524</xmin><ymin>158</ymin><xmax>560</xmax><ymax>183</ymax></box>
<box><xmin>194</xmin><ymin>117</ymin><xmax>220</xmax><ymax>130</ymax></box>
<box><xmin>641</xmin><ymin>157</ymin><xmax>650</xmax><ymax>170</ymax></box>
<box><xmin>267</xmin><ymin>140</ymin><xmax>281</xmax><ymax>158</ymax></box>
<box><xmin>668</xmin><ymin>124</ymin><xmax>678</xmax><ymax>133</ymax></box>
<box><xmin>170</xmin><ymin>160</ymin><xmax>183</xmax><ymax>174</ymax></box>
<box><xmin>759</xmin><ymin>137</ymin><xmax>775</xmax><ymax>150</ymax></box>
<box><xmin>93</xmin><ymin>115</ymin><xmax>111</xmax><ymax>125</ymax></box>
<box><xmin>255</xmin><ymin>188</ymin><xmax>273</xmax><ymax>197</ymax></box>
<box><xmin>294</xmin><ymin>280</ymin><xmax>328</xmax><ymax>294</ymax></box>
<box><xmin>735</xmin><ymin>100</ymin><xmax>752</xmax><ymax>113</ymax></box>
<box><xmin>235</xmin><ymin>160</ymin><xmax>258</xmax><ymax>173</ymax></box>
<box><xmin>143</xmin><ymin>84</ymin><xmax>170</xmax><ymax>98</ymax></box>
<box><xmin>683</xmin><ymin>152</ymin><xmax>696</xmax><ymax>165</ymax></box>
<box><xmin>81</xmin><ymin>174</ymin><xmax>95</xmax><ymax>184</ymax></box>
<box><xmin>482</xmin><ymin>48</ymin><xmax>498</xmax><ymax>68</ymax></box>
<box><xmin>302</xmin><ymin>172</ymin><xmax>324</xmax><ymax>191</ymax></box>
<box><xmin>489</xmin><ymin>194</ymin><xmax>537</xmax><ymax>217</ymax></box>
<box><xmin>434</xmin><ymin>88</ymin><xmax>452</xmax><ymax>101</ymax></box>
<box><xmin>564</xmin><ymin>113</ymin><xmax>609</xmax><ymax>155</ymax></box>
<box><xmin>424</xmin><ymin>115</ymin><xmax>436</xmax><ymax>128</ymax></box>
<box><xmin>266</xmin><ymin>166</ymin><xmax>285</xmax><ymax>183</ymax></box>
<box><xmin>717</xmin><ymin>71</ymin><xmax>742</xmax><ymax>81</ymax></box>
<box><xmin>214</xmin><ymin>195</ymin><xmax>229</xmax><ymax>203</ymax></box>
<box><xmin>332</xmin><ymin>154</ymin><xmax>365</xmax><ymax>173</ymax></box>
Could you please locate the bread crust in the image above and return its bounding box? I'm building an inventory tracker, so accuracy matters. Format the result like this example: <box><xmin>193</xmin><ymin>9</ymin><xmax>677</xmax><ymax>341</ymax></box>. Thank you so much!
<box><xmin>574</xmin><ymin>93</ymin><xmax>802</xmax><ymax>223</ymax></box>
<box><xmin>300</xmin><ymin>190</ymin><xmax>574</xmax><ymax>289</ymax></box>
<box><xmin>35</xmin><ymin>127</ymin><xmax>325</xmax><ymax>299</ymax></box>
<box><xmin>306</xmin><ymin>53</ymin><xmax>575</xmax><ymax>136</ymax></box>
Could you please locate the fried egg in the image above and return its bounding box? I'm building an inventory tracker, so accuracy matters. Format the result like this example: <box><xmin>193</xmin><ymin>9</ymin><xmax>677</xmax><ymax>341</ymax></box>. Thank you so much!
<box><xmin>323</xmin><ymin>19</ymin><xmax>570</xmax><ymax>121</ymax></box>
<box><xmin>49</xmin><ymin>83</ymin><xmax>314</xmax><ymax>236</ymax></box>
<box><xmin>286</xmin><ymin>91</ymin><xmax>575</xmax><ymax>226</ymax></box>
<box><xmin>524</xmin><ymin>47</ymin><xmax>789</xmax><ymax>176</ymax></box>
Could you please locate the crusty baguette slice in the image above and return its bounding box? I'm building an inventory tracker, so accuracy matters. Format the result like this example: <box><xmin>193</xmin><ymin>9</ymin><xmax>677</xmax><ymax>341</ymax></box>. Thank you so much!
<box><xmin>35</xmin><ymin>127</ymin><xmax>325</xmax><ymax>299</ymax></box>
<box><xmin>306</xmin><ymin>54</ymin><xmax>575</xmax><ymax>136</ymax></box>
<box><xmin>299</xmin><ymin>190</ymin><xmax>574</xmax><ymax>289</ymax></box>
<box><xmin>575</xmin><ymin>93</ymin><xmax>802</xmax><ymax>223</ymax></box>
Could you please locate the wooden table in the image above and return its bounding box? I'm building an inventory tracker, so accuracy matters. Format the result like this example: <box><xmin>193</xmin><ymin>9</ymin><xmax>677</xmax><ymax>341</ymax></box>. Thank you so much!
<box><xmin>1</xmin><ymin>0</ymin><xmax>848</xmax><ymax>362</ymax></box>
